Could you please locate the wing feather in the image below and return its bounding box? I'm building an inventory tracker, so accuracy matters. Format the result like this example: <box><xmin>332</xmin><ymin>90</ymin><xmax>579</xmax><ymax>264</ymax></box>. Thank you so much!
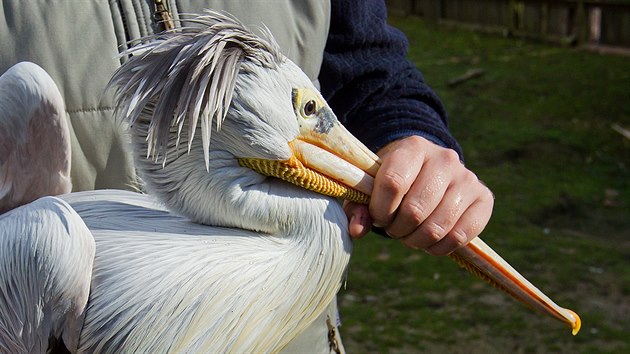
<box><xmin>0</xmin><ymin>197</ymin><xmax>94</xmax><ymax>353</ymax></box>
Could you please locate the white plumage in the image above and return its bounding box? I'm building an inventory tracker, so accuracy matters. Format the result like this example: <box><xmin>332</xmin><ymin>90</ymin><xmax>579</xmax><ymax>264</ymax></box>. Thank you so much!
<box><xmin>63</xmin><ymin>188</ymin><xmax>349</xmax><ymax>352</ymax></box>
<box><xmin>0</xmin><ymin>197</ymin><xmax>93</xmax><ymax>353</ymax></box>
<box><xmin>1</xmin><ymin>11</ymin><xmax>355</xmax><ymax>353</ymax></box>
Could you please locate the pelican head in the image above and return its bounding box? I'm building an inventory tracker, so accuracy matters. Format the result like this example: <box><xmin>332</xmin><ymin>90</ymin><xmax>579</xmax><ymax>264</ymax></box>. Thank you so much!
<box><xmin>109</xmin><ymin>11</ymin><xmax>378</xmax><ymax>235</ymax></box>
<box><xmin>109</xmin><ymin>10</ymin><xmax>579</xmax><ymax>340</ymax></box>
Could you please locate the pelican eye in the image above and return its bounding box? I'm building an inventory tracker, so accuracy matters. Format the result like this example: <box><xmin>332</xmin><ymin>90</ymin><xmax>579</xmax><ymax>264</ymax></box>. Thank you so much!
<box><xmin>303</xmin><ymin>100</ymin><xmax>317</xmax><ymax>117</ymax></box>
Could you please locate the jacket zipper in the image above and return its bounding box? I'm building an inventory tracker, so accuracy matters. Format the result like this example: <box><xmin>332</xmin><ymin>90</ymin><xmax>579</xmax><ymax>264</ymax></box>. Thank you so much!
<box><xmin>154</xmin><ymin>0</ymin><xmax>175</xmax><ymax>31</ymax></box>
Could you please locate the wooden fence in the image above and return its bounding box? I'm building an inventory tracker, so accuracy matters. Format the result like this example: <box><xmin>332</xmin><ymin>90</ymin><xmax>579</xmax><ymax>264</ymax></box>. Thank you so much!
<box><xmin>387</xmin><ymin>0</ymin><xmax>630</xmax><ymax>51</ymax></box>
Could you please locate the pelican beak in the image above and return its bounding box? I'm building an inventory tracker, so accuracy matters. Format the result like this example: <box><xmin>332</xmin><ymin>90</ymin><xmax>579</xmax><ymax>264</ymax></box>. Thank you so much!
<box><xmin>238</xmin><ymin>120</ymin><xmax>379</xmax><ymax>203</ymax></box>
<box><xmin>238</xmin><ymin>88</ymin><xmax>580</xmax><ymax>335</ymax></box>
<box><xmin>239</xmin><ymin>87</ymin><xmax>381</xmax><ymax>203</ymax></box>
<box><xmin>451</xmin><ymin>238</ymin><xmax>581</xmax><ymax>335</ymax></box>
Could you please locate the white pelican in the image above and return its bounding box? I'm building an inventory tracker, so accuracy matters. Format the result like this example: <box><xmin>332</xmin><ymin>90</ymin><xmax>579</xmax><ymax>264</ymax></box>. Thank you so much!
<box><xmin>0</xmin><ymin>62</ymin><xmax>72</xmax><ymax>213</ymax></box>
<box><xmin>0</xmin><ymin>11</ymin><xmax>580</xmax><ymax>353</ymax></box>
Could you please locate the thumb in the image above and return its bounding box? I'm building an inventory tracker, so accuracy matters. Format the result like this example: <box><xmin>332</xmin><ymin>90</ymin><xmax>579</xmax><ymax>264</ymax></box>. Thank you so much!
<box><xmin>343</xmin><ymin>201</ymin><xmax>372</xmax><ymax>239</ymax></box>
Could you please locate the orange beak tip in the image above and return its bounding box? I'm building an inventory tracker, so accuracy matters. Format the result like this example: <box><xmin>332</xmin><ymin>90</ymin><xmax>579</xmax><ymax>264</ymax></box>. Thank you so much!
<box><xmin>568</xmin><ymin>309</ymin><xmax>581</xmax><ymax>335</ymax></box>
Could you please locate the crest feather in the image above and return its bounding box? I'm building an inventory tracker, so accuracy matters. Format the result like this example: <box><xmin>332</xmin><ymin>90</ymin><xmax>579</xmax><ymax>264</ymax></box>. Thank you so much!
<box><xmin>109</xmin><ymin>10</ymin><xmax>284</xmax><ymax>170</ymax></box>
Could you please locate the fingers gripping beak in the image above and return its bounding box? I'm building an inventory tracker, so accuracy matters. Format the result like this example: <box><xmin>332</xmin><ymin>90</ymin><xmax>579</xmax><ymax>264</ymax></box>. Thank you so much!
<box><xmin>238</xmin><ymin>88</ymin><xmax>580</xmax><ymax>335</ymax></box>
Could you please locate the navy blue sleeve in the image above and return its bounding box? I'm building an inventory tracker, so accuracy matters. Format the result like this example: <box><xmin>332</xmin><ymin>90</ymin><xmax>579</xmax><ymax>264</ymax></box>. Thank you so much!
<box><xmin>319</xmin><ymin>0</ymin><xmax>463</xmax><ymax>158</ymax></box>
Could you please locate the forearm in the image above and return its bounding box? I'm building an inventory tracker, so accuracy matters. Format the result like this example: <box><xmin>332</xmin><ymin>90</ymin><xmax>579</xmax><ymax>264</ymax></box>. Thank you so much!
<box><xmin>319</xmin><ymin>0</ymin><xmax>462</xmax><ymax>157</ymax></box>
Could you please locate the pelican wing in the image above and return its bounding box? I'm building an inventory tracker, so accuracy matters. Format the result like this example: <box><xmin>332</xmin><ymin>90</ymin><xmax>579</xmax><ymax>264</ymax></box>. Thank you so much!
<box><xmin>62</xmin><ymin>190</ymin><xmax>345</xmax><ymax>353</ymax></box>
<box><xmin>0</xmin><ymin>62</ymin><xmax>71</xmax><ymax>213</ymax></box>
<box><xmin>0</xmin><ymin>197</ymin><xmax>95</xmax><ymax>353</ymax></box>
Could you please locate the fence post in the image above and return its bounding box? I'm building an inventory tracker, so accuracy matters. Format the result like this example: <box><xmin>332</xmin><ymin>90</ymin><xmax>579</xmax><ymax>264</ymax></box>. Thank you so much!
<box><xmin>541</xmin><ymin>2</ymin><xmax>549</xmax><ymax>37</ymax></box>
<box><xmin>576</xmin><ymin>1</ymin><xmax>586</xmax><ymax>44</ymax></box>
<box><xmin>422</xmin><ymin>0</ymin><xmax>442</xmax><ymax>22</ymax></box>
<box><xmin>508</xmin><ymin>0</ymin><xmax>517</xmax><ymax>34</ymax></box>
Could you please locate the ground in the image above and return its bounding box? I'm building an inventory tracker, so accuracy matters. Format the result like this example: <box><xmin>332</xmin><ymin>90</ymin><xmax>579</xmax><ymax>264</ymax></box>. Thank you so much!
<box><xmin>339</xmin><ymin>15</ymin><xmax>630</xmax><ymax>354</ymax></box>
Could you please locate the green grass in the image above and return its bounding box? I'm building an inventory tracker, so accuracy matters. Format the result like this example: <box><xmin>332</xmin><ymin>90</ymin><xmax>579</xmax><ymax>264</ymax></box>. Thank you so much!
<box><xmin>339</xmin><ymin>16</ymin><xmax>630</xmax><ymax>353</ymax></box>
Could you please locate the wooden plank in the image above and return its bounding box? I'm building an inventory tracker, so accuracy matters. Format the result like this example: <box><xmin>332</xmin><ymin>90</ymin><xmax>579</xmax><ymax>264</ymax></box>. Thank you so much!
<box><xmin>387</xmin><ymin>0</ymin><xmax>414</xmax><ymax>16</ymax></box>
<box><xmin>386</xmin><ymin>0</ymin><xmax>630</xmax><ymax>49</ymax></box>
<box><xmin>422</xmin><ymin>0</ymin><xmax>443</xmax><ymax>21</ymax></box>
<box><xmin>547</xmin><ymin>4</ymin><xmax>573</xmax><ymax>37</ymax></box>
<box><xmin>440</xmin><ymin>0</ymin><xmax>511</xmax><ymax>26</ymax></box>
<box><xmin>600</xmin><ymin>6</ymin><xmax>630</xmax><ymax>46</ymax></box>
<box><xmin>523</xmin><ymin>2</ymin><xmax>543</xmax><ymax>33</ymax></box>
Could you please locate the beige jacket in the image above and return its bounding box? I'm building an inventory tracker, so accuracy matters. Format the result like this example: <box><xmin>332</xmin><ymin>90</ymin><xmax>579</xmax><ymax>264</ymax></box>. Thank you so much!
<box><xmin>0</xmin><ymin>0</ymin><xmax>330</xmax><ymax>191</ymax></box>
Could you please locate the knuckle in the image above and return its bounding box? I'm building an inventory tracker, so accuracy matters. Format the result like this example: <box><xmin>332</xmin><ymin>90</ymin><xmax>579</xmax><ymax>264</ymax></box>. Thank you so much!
<box><xmin>426</xmin><ymin>247</ymin><xmax>450</xmax><ymax>257</ymax></box>
<box><xmin>441</xmin><ymin>148</ymin><xmax>461</xmax><ymax>166</ymax></box>
<box><xmin>471</xmin><ymin>185</ymin><xmax>495</xmax><ymax>212</ymax></box>
<box><xmin>467</xmin><ymin>220</ymin><xmax>485</xmax><ymax>239</ymax></box>
<box><xmin>401</xmin><ymin>236</ymin><xmax>422</xmax><ymax>250</ymax></box>
<box><xmin>448</xmin><ymin>229</ymin><xmax>469</xmax><ymax>248</ymax></box>
<box><xmin>368</xmin><ymin>210</ymin><xmax>392</xmax><ymax>229</ymax></box>
<box><xmin>406</xmin><ymin>135</ymin><xmax>425</xmax><ymax>149</ymax></box>
<box><xmin>462</xmin><ymin>169</ymin><xmax>479</xmax><ymax>184</ymax></box>
<box><xmin>385</xmin><ymin>228</ymin><xmax>405</xmax><ymax>239</ymax></box>
<box><xmin>483</xmin><ymin>186</ymin><xmax>495</xmax><ymax>203</ymax></box>
<box><xmin>420</xmin><ymin>222</ymin><xmax>446</xmax><ymax>244</ymax></box>
<box><xmin>400</xmin><ymin>200</ymin><xmax>429</xmax><ymax>225</ymax></box>
<box><xmin>379</xmin><ymin>169</ymin><xmax>408</xmax><ymax>195</ymax></box>
<box><xmin>480</xmin><ymin>194</ymin><xmax>495</xmax><ymax>212</ymax></box>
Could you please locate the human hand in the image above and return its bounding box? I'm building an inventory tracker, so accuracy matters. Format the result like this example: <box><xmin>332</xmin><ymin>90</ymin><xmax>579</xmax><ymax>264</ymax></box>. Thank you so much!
<box><xmin>344</xmin><ymin>136</ymin><xmax>494</xmax><ymax>256</ymax></box>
